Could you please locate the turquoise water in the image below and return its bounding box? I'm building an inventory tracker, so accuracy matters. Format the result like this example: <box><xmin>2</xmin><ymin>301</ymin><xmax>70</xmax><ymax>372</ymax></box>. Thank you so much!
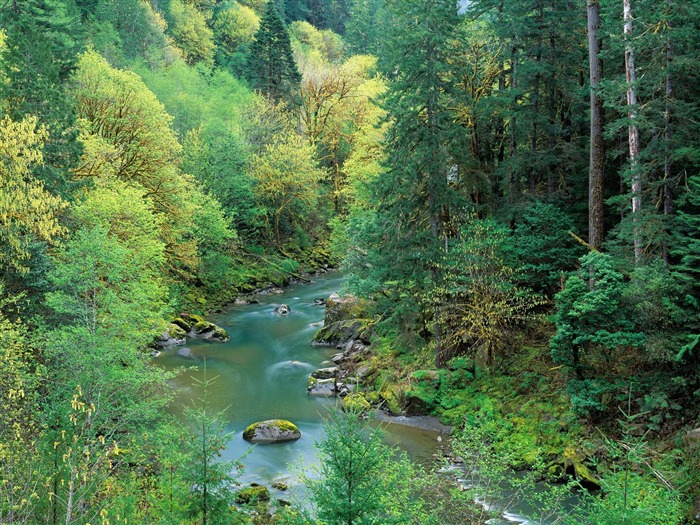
<box><xmin>156</xmin><ymin>272</ymin><xmax>573</xmax><ymax>522</ymax></box>
<box><xmin>156</xmin><ymin>273</ymin><xmax>442</xmax><ymax>490</ymax></box>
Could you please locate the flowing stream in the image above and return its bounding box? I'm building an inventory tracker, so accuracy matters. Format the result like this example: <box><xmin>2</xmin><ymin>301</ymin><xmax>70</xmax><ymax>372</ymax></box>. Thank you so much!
<box><xmin>156</xmin><ymin>272</ymin><xmax>569</xmax><ymax>523</ymax></box>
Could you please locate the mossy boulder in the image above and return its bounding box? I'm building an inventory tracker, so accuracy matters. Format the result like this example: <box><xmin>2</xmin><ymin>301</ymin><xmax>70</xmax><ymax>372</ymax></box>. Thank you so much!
<box><xmin>324</xmin><ymin>293</ymin><xmax>371</xmax><ymax>325</ymax></box>
<box><xmin>312</xmin><ymin>319</ymin><xmax>371</xmax><ymax>348</ymax></box>
<box><xmin>155</xmin><ymin>323</ymin><xmax>187</xmax><ymax>347</ymax></box>
<box><xmin>311</xmin><ymin>367</ymin><xmax>338</xmax><ymax>380</ymax></box>
<box><xmin>307</xmin><ymin>376</ymin><xmax>336</xmax><ymax>396</ymax></box>
<box><xmin>243</xmin><ymin>419</ymin><xmax>301</xmax><ymax>444</ymax></box>
<box><xmin>235</xmin><ymin>485</ymin><xmax>270</xmax><ymax>504</ymax></box>
<box><xmin>562</xmin><ymin>446</ymin><xmax>600</xmax><ymax>489</ymax></box>
<box><xmin>172</xmin><ymin>317</ymin><xmax>192</xmax><ymax>332</ymax></box>
<box><xmin>271</xmin><ymin>481</ymin><xmax>288</xmax><ymax>491</ymax></box>
<box><xmin>342</xmin><ymin>392</ymin><xmax>371</xmax><ymax>413</ymax></box>
<box><xmin>180</xmin><ymin>313</ymin><xmax>229</xmax><ymax>342</ymax></box>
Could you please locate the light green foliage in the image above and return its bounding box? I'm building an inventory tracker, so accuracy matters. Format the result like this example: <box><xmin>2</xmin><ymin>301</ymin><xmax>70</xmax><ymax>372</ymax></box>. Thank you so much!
<box><xmin>296</xmin><ymin>47</ymin><xmax>385</xmax><ymax>213</ymax></box>
<box><xmin>168</xmin><ymin>0</ymin><xmax>215</xmax><ymax>67</ymax></box>
<box><xmin>0</xmin><ymin>297</ymin><xmax>45</xmax><ymax>523</ymax></box>
<box><xmin>74</xmin><ymin>50</ymin><xmax>214</xmax><ymax>275</ymax></box>
<box><xmin>290</xmin><ymin>21</ymin><xmax>344</xmax><ymax>64</ymax></box>
<box><xmin>251</xmin><ymin>132</ymin><xmax>325</xmax><ymax>247</ymax></box>
<box><xmin>135</xmin><ymin>62</ymin><xmax>253</xmax><ymax>136</ymax></box>
<box><xmin>214</xmin><ymin>1</ymin><xmax>260</xmax><ymax>58</ymax></box>
<box><xmin>434</xmin><ymin>218</ymin><xmax>542</xmax><ymax>367</ymax></box>
<box><xmin>46</xmin><ymin>200</ymin><xmax>166</xmax><ymax>345</ymax></box>
<box><xmin>0</xmin><ymin>115</ymin><xmax>66</xmax><ymax>274</ymax></box>
<box><xmin>40</xmin><ymin>185</ymin><xmax>173</xmax><ymax>522</ymax></box>
<box><xmin>297</xmin><ymin>410</ymin><xmax>434</xmax><ymax>524</ymax></box>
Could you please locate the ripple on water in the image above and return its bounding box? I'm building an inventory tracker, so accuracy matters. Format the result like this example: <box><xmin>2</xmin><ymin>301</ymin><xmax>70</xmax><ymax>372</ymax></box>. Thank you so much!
<box><xmin>266</xmin><ymin>360</ymin><xmax>315</xmax><ymax>381</ymax></box>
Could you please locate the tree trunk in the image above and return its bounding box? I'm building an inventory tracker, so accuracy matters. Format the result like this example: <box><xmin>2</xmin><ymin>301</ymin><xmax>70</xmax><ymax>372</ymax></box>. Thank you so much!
<box><xmin>663</xmin><ymin>31</ymin><xmax>673</xmax><ymax>266</ymax></box>
<box><xmin>624</xmin><ymin>0</ymin><xmax>642</xmax><ymax>262</ymax></box>
<box><xmin>587</xmin><ymin>0</ymin><xmax>605</xmax><ymax>249</ymax></box>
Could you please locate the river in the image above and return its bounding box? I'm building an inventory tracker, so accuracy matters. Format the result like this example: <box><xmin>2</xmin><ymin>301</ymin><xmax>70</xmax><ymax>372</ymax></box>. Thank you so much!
<box><xmin>156</xmin><ymin>272</ymin><xmax>571</xmax><ymax>523</ymax></box>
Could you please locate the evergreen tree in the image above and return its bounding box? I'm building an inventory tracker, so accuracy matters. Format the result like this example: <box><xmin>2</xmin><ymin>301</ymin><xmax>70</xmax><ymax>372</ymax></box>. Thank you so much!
<box><xmin>246</xmin><ymin>2</ymin><xmax>301</xmax><ymax>104</ymax></box>
<box><xmin>347</xmin><ymin>0</ymin><xmax>463</xmax><ymax>366</ymax></box>
<box><xmin>298</xmin><ymin>410</ymin><xmax>434</xmax><ymax>525</ymax></box>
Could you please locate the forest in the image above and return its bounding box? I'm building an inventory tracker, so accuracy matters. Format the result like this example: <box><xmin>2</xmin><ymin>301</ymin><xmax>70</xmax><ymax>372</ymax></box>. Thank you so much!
<box><xmin>1</xmin><ymin>0</ymin><xmax>699</xmax><ymax>523</ymax></box>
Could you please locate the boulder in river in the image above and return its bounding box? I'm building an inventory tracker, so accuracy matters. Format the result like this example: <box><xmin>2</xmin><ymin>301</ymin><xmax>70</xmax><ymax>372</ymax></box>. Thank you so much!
<box><xmin>274</xmin><ymin>304</ymin><xmax>291</xmax><ymax>315</ymax></box>
<box><xmin>243</xmin><ymin>419</ymin><xmax>301</xmax><ymax>443</ymax></box>
<box><xmin>155</xmin><ymin>323</ymin><xmax>187</xmax><ymax>347</ymax></box>
<box><xmin>307</xmin><ymin>376</ymin><xmax>337</xmax><ymax>396</ymax></box>
<box><xmin>177</xmin><ymin>313</ymin><xmax>229</xmax><ymax>342</ymax></box>
<box><xmin>312</xmin><ymin>367</ymin><xmax>338</xmax><ymax>380</ymax></box>
<box><xmin>235</xmin><ymin>485</ymin><xmax>270</xmax><ymax>504</ymax></box>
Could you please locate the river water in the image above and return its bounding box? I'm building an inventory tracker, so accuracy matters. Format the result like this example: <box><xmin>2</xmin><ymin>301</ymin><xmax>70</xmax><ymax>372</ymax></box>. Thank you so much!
<box><xmin>156</xmin><ymin>272</ymin><xmax>569</xmax><ymax>523</ymax></box>
<box><xmin>155</xmin><ymin>275</ymin><xmax>442</xmax><ymax>490</ymax></box>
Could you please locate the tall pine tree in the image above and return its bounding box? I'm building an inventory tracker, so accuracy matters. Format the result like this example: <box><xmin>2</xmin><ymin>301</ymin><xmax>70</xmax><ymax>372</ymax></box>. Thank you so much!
<box><xmin>348</xmin><ymin>0</ymin><xmax>462</xmax><ymax>366</ymax></box>
<box><xmin>246</xmin><ymin>2</ymin><xmax>301</xmax><ymax>104</ymax></box>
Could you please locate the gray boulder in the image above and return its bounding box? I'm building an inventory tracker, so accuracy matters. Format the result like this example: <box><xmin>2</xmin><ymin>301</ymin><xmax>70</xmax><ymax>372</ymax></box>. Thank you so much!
<box><xmin>275</xmin><ymin>304</ymin><xmax>291</xmax><ymax>315</ymax></box>
<box><xmin>242</xmin><ymin>419</ymin><xmax>301</xmax><ymax>444</ymax></box>
<box><xmin>307</xmin><ymin>376</ymin><xmax>337</xmax><ymax>396</ymax></box>
<box><xmin>312</xmin><ymin>367</ymin><xmax>338</xmax><ymax>380</ymax></box>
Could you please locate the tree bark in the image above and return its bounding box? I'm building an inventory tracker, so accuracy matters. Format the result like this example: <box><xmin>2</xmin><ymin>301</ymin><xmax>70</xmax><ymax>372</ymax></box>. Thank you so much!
<box><xmin>663</xmin><ymin>29</ymin><xmax>673</xmax><ymax>266</ymax></box>
<box><xmin>587</xmin><ymin>0</ymin><xmax>605</xmax><ymax>249</ymax></box>
<box><xmin>624</xmin><ymin>0</ymin><xmax>642</xmax><ymax>262</ymax></box>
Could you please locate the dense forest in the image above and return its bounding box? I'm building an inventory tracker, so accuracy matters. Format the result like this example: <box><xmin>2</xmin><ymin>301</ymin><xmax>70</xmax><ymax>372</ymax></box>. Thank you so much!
<box><xmin>1</xmin><ymin>0</ymin><xmax>699</xmax><ymax>523</ymax></box>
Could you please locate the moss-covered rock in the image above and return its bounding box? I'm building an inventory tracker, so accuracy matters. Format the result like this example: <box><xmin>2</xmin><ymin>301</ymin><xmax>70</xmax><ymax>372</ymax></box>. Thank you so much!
<box><xmin>324</xmin><ymin>293</ymin><xmax>371</xmax><ymax>325</ymax></box>
<box><xmin>311</xmin><ymin>367</ymin><xmax>338</xmax><ymax>380</ymax></box>
<box><xmin>312</xmin><ymin>319</ymin><xmax>371</xmax><ymax>347</ymax></box>
<box><xmin>307</xmin><ymin>376</ymin><xmax>336</xmax><ymax>396</ymax></box>
<box><xmin>168</xmin><ymin>323</ymin><xmax>187</xmax><ymax>340</ymax></box>
<box><xmin>342</xmin><ymin>392</ymin><xmax>371</xmax><ymax>413</ymax></box>
<box><xmin>562</xmin><ymin>446</ymin><xmax>600</xmax><ymax>489</ymax></box>
<box><xmin>235</xmin><ymin>485</ymin><xmax>271</xmax><ymax>504</ymax></box>
<box><xmin>180</xmin><ymin>314</ymin><xmax>230</xmax><ymax>342</ymax></box>
<box><xmin>242</xmin><ymin>419</ymin><xmax>301</xmax><ymax>443</ymax></box>
<box><xmin>171</xmin><ymin>317</ymin><xmax>192</xmax><ymax>332</ymax></box>
<box><xmin>271</xmin><ymin>481</ymin><xmax>288</xmax><ymax>491</ymax></box>
<box><xmin>193</xmin><ymin>320</ymin><xmax>212</xmax><ymax>334</ymax></box>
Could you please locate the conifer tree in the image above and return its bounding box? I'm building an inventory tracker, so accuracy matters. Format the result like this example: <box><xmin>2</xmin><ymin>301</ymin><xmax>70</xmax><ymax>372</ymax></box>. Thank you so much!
<box><xmin>349</xmin><ymin>0</ymin><xmax>462</xmax><ymax>366</ymax></box>
<box><xmin>246</xmin><ymin>2</ymin><xmax>301</xmax><ymax>104</ymax></box>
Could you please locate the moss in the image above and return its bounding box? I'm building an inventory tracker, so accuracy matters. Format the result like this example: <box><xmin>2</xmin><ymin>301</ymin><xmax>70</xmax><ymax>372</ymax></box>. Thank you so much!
<box><xmin>193</xmin><ymin>320</ymin><xmax>211</xmax><ymax>333</ymax></box>
<box><xmin>168</xmin><ymin>323</ymin><xmax>187</xmax><ymax>339</ymax></box>
<box><xmin>342</xmin><ymin>392</ymin><xmax>371</xmax><ymax>413</ymax></box>
<box><xmin>563</xmin><ymin>446</ymin><xmax>600</xmax><ymax>488</ymax></box>
<box><xmin>211</xmin><ymin>325</ymin><xmax>229</xmax><ymax>340</ymax></box>
<box><xmin>271</xmin><ymin>419</ymin><xmax>299</xmax><ymax>432</ymax></box>
<box><xmin>379</xmin><ymin>383</ymin><xmax>404</xmax><ymax>415</ymax></box>
<box><xmin>172</xmin><ymin>317</ymin><xmax>191</xmax><ymax>331</ymax></box>
<box><xmin>307</xmin><ymin>376</ymin><xmax>318</xmax><ymax>388</ymax></box>
<box><xmin>271</xmin><ymin>481</ymin><xmax>288</xmax><ymax>491</ymax></box>
<box><xmin>235</xmin><ymin>485</ymin><xmax>270</xmax><ymax>504</ymax></box>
